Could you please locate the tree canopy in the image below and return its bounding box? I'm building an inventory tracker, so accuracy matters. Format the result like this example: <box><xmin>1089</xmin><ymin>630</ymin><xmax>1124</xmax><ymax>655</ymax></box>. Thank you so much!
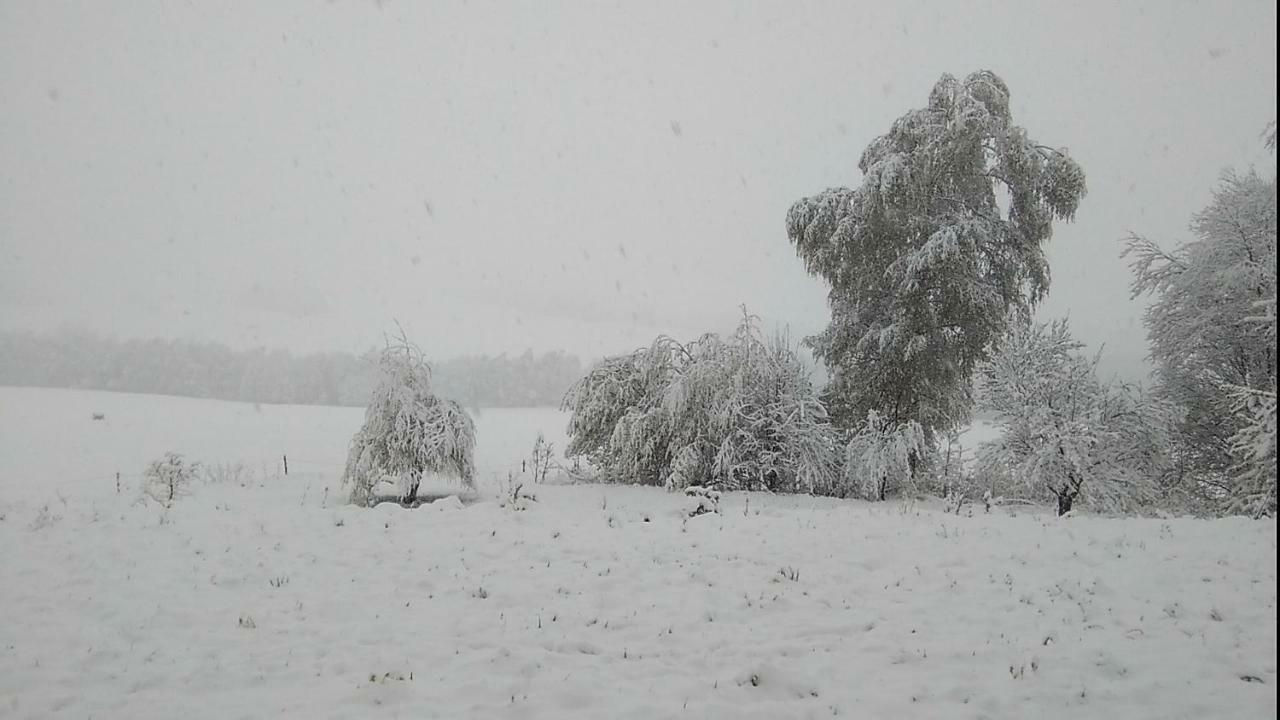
<box><xmin>787</xmin><ymin>70</ymin><xmax>1086</xmax><ymax>439</ymax></box>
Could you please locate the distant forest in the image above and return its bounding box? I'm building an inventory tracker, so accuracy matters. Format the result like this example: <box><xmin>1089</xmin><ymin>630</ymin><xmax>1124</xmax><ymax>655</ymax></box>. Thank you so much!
<box><xmin>0</xmin><ymin>329</ymin><xmax>585</xmax><ymax>408</ymax></box>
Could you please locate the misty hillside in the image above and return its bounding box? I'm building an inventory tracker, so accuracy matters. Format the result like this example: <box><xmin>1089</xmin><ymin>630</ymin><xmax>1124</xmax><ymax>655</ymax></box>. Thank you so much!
<box><xmin>0</xmin><ymin>329</ymin><xmax>584</xmax><ymax>408</ymax></box>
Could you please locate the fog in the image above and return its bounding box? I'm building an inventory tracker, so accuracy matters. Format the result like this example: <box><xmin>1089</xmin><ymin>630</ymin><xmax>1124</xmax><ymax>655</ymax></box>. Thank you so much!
<box><xmin>2</xmin><ymin>0</ymin><xmax>1276</xmax><ymax>379</ymax></box>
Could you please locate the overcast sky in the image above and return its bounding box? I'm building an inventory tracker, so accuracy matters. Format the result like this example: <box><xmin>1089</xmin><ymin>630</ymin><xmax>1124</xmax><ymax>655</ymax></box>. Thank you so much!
<box><xmin>1</xmin><ymin>0</ymin><xmax>1275</xmax><ymax>378</ymax></box>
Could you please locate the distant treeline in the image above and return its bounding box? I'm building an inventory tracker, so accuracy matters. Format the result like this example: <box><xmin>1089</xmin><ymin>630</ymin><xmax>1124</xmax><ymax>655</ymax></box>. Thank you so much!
<box><xmin>0</xmin><ymin>329</ymin><xmax>584</xmax><ymax>408</ymax></box>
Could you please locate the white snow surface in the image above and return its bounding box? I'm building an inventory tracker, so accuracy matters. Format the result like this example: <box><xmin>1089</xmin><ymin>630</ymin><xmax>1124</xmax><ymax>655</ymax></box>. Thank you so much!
<box><xmin>1</xmin><ymin>386</ymin><xmax>1276</xmax><ymax>719</ymax></box>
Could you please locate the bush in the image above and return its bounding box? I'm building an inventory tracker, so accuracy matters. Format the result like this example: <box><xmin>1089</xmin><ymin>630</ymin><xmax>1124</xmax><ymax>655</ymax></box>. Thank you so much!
<box><xmin>563</xmin><ymin>311</ymin><xmax>843</xmax><ymax>494</ymax></box>
<box><xmin>683</xmin><ymin>485</ymin><xmax>721</xmax><ymax>516</ymax></box>
<box><xmin>143</xmin><ymin>452</ymin><xmax>200</xmax><ymax>507</ymax></box>
<box><xmin>842</xmin><ymin>410</ymin><xmax>930</xmax><ymax>501</ymax></box>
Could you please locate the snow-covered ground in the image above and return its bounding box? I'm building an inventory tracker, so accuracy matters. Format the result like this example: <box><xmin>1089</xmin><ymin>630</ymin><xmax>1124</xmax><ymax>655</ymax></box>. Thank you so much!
<box><xmin>1</xmin><ymin>387</ymin><xmax>1275</xmax><ymax>719</ymax></box>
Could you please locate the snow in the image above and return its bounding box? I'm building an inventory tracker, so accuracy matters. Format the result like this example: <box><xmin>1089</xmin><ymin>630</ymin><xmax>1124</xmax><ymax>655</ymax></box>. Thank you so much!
<box><xmin>2</xmin><ymin>386</ymin><xmax>1276</xmax><ymax>718</ymax></box>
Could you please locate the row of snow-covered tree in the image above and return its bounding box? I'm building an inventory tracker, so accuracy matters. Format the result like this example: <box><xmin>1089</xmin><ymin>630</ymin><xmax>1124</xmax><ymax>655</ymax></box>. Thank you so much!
<box><xmin>0</xmin><ymin>329</ymin><xmax>584</xmax><ymax>409</ymax></box>
<box><xmin>560</xmin><ymin>73</ymin><xmax>1275</xmax><ymax>517</ymax></box>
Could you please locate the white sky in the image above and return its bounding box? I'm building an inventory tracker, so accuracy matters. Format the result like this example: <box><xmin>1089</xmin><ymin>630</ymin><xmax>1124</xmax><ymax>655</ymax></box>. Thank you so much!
<box><xmin>2</xmin><ymin>0</ymin><xmax>1276</xmax><ymax>378</ymax></box>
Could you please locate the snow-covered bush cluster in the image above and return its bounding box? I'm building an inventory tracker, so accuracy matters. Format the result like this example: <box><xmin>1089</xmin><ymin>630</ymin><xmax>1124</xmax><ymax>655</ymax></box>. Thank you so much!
<box><xmin>563</xmin><ymin>312</ymin><xmax>843</xmax><ymax>495</ymax></box>
<box><xmin>563</xmin><ymin>311</ymin><xmax>1179</xmax><ymax>513</ymax></box>
<box><xmin>342</xmin><ymin>338</ymin><xmax>476</xmax><ymax>506</ymax></box>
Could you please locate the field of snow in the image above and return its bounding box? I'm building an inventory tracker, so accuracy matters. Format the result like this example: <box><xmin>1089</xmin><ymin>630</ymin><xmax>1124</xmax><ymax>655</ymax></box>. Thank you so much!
<box><xmin>1</xmin><ymin>386</ymin><xmax>1276</xmax><ymax>719</ymax></box>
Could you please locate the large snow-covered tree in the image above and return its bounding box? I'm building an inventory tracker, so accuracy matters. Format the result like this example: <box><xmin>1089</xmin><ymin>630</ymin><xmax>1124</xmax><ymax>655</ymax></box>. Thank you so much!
<box><xmin>1125</xmin><ymin>165</ymin><xmax>1277</xmax><ymax>511</ymax></box>
<box><xmin>342</xmin><ymin>339</ymin><xmax>476</xmax><ymax>506</ymax></box>
<box><xmin>975</xmin><ymin>320</ymin><xmax>1175</xmax><ymax>515</ymax></box>
<box><xmin>563</xmin><ymin>312</ymin><xmax>843</xmax><ymax>494</ymax></box>
<box><xmin>786</xmin><ymin>71</ymin><xmax>1086</xmax><ymax>441</ymax></box>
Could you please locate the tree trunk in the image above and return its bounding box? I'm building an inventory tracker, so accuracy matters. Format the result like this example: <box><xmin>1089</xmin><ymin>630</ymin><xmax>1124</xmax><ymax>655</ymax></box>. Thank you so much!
<box><xmin>1056</xmin><ymin>491</ymin><xmax>1075</xmax><ymax>516</ymax></box>
<box><xmin>402</xmin><ymin>472</ymin><xmax>421</xmax><ymax>506</ymax></box>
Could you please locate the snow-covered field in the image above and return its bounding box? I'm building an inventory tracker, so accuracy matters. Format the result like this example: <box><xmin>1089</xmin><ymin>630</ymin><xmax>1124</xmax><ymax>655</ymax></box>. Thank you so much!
<box><xmin>1</xmin><ymin>387</ymin><xmax>1275</xmax><ymax>719</ymax></box>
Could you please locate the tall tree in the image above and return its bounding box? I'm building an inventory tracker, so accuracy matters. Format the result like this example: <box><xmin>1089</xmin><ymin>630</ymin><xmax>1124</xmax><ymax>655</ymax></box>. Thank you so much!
<box><xmin>1125</xmin><ymin>165</ymin><xmax>1277</xmax><ymax>511</ymax></box>
<box><xmin>787</xmin><ymin>71</ymin><xmax>1086</xmax><ymax>441</ymax></box>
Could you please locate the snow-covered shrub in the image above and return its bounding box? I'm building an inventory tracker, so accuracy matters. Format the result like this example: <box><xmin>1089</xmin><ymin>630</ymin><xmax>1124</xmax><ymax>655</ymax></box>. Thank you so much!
<box><xmin>703</xmin><ymin>325</ymin><xmax>844</xmax><ymax>494</ymax></box>
<box><xmin>976</xmin><ymin>319</ymin><xmax>1176</xmax><ymax>515</ymax></box>
<box><xmin>562</xmin><ymin>334</ymin><xmax>683</xmax><ymax>485</ymax></box>
<box><xmin>1224</xmin><ymin>295</ymin><xmax>1277</xmax><ymax>517</ymax></box>
<box><xmin>202</xmin><ymin>461</ymin><xmax>252</xmax><ymax>486</ymax></box>
<box><xmin>934</xmin><ymin>430</ymin><xmax>968</xmax><ymax>500</ymax></box>
<box><xmin>1226</xmin><ymin>383</ymin><xmax>1277</xmax><ymax>518</ymax></box>
<box><xmin>529</xmin><ymin>432</ymin><xmax>555</xmax><ymax>484</ymax></box>
<box><xmin>143</xmin><ymin>452</ymin><xmax>200</xmax><ymax>507</ymax></box>
<box><xmin>342</xmin><ymin>338</ymin><xmax>476</xmax><ymax>506</ymax></box>
<box><xmin>683</xmin><ymin>485</ymin><xmax>721</xmax><ymax>517</ymax></box>
<box><xmin>967</xmin><ymin>452</ymin><xmax>1025</xmax><ymax>507</ymax></box>
<box><xmin>28</xmin><ymin>503</ymin><xmax>61</xmax><ymax>530</ymax></box>
<box><xmin>562</xmin><ymin>312</ymin><xmax>842</xmax><ymax>494</ymax></box>
<box><xmin>842</xmin><ymin>410</ymin><xmax>930</xmax><ymax>500</ymax></box>
<box><xmin>499</xmin><ymin>472</ymin><xmax>536</xmax><ymax>511</ymax></box>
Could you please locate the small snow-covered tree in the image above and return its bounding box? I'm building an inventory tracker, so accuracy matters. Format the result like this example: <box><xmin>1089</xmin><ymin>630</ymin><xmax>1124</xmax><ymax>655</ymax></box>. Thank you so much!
<box><xmin>843</xmin><ymin>410</ymin><xmax>929</xmax><ymax>501</ymax></box>
<box><xmin>787</xmin><ymin>70</ymin><xmax>1086</xmax><ymax>441</ymax></box>
<box><xmin>143</xmin><ymin>452</ymin><xmax>200</xmax><ymax>507</ymax></box>
<box><xmin>562</xmin><ymin>334</ymin><xmax>685</xmax><ymax>485</ymax></box>
<box><xmin>529</xmin><ymin>432</ymin><xmax>554</xmax><ymax>484</ymax></box>
<box><xmin>976</xmin><ymin>320</ymin><xmax>1175</xmax><ymax>515</ymax></box>
<box><xmin>342</xmin><ymin>337</ymin><xmax>475</xmax><ymax>506</ymax></box>
<box><xmin>563</xmin><ymin>311</ymin><xmax>843</xmax><ymax>494</ymax></box>
<box><xmin>703</xmin><ymin>322</ymin><xmax>844</xmax><ymax>494</ymax></box>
